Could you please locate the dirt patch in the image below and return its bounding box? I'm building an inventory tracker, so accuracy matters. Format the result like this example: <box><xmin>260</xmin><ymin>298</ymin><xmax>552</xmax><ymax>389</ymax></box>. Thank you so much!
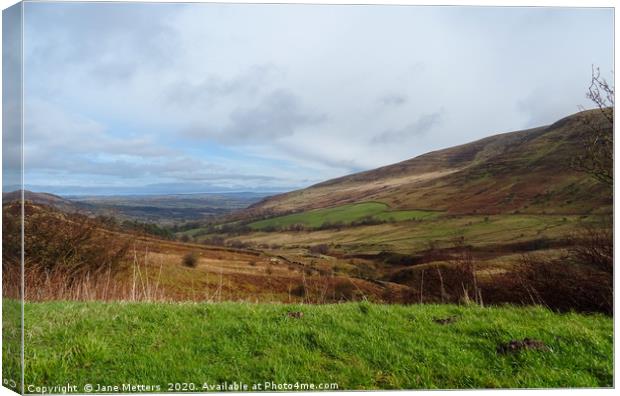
<box><xmin>433</xmin><ymin>316</ymin><xmax>458</xmax><ymax>325</ymax></box>
<box><xmin>496</xmin><ymin>338</ymin><xmax>550</xmax><ymax>354</ymax></box>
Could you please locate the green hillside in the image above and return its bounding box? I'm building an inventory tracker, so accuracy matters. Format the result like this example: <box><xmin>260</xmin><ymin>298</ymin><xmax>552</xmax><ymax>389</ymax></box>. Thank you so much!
<box><xmin>248</xmin><ymin>202</ymin><xmax>440</xmax><ymax>230</ymax></box>
<box><xmin>8</xmin><ymin>300</ymin><xmax>612</xmax><ymax>391</ymax></box>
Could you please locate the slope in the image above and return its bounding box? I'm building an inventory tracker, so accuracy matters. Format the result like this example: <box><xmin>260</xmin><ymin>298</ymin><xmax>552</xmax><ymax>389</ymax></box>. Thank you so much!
<box><xmin>242</xmin><ymin>110</ymin><xmax>611</xmax><ymax>218</ymax></box>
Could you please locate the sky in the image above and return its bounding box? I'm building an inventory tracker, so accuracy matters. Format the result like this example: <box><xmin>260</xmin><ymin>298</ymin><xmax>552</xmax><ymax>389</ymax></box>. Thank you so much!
<box><xmin>2</xmin><ymin>2</ymin><xmax>615</xmax><ymax>194</ymax></box>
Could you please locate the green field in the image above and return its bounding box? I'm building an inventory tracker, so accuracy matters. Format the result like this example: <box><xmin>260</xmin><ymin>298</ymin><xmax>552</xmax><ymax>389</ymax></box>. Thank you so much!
<box><xmin>228</xmin><ymin>213</ymin><xmax>602</xmax><ymax>255</ymax></box>
<box><xmin>248</xmin><ymin>202</ymin><xmax>441</xmax><ymax>230</ymax></box>
<box><xmin>7</xmin><ymin>300</ymin><xmax>612</xmax><ymax>391</ymax></box>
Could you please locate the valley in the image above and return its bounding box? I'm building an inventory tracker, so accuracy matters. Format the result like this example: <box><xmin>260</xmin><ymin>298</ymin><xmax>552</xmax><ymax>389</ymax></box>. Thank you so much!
<box><xmin>2</xmin><ymin>4</ymin><xmax>613</xmax><ymax>391</ymax></box>
<box><xmin>2</xmin><ymin>109</ymin><xmax>613</xmax><ymax>394</ymax></box>
<box><xmin>2</xmin><ymin>109</ymin><xmax>612</xmax><ymax>310</ymax></box>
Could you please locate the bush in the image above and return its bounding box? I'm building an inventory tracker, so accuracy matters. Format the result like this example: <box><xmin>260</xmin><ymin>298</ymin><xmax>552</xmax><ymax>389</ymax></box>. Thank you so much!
<box><xmin>513</xmin><ymin>253</ymin><xmax>611</xmax><ymax>314</ymax></box>
<box><xmin>287</xmin><ymin>223</ymin><xmax>307</xmax><ymax>232</ymax></box>
<box><xmin>227</xmin><ymin>240</ymin><xmax>251</xmax><ymax>249</ymax></box>
<box><xmin>182</xmin><ymin>252</ymin><xmax>199</xmax><ymax>268</ymax></box>
<box><xmin>203</xmin><ymin>236</ymin><xmax>225</xmax><ymax>246</ymax></box>
<box><xmin>334</xmin><ymin>280</ymin><xmax>356</xmax><ymax>301</ymax></box>
<box><xmin>291</xmin><ymin>284</ymin><xmax>306</xmax><ymax>297</ymax></box>
<box><xmin>309</xmin><ymin>244</ymin><xmax>329</xmax><ymax>255</ymax></box>
<box><xmin>355</xmin><ymin>262</ymin><xmax>378</xmax><ymax>279</ymax></box>
<box><xmin>568</xmin><ymin>226</ymin><xmax>612</xmax><ymax>273</ymax></box>
<box><xmin>3</xmin><ymin>202</ymin><xmax>131</xmax><ymax>300</ymax></box>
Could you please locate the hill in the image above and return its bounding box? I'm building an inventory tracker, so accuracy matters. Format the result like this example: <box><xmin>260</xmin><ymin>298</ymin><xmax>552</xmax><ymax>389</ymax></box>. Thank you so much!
<box><xmin>2</xmin><ymin>190</ymin><xmax>87</xmax><ymax>212</ymax></box>
<box><xmin>4</xmin><ymin>300</ymin><xmax>611</xmax><ymax>391</ymax></box>
<box><xmin>2</xmin><ymin>201</ymin><xmax>406</xmax><ymax>303</ymax></box>
<box><xmin>242</xmin><ymin>110</ymin><xmax>611</xmax><ymax>218</ymax></box>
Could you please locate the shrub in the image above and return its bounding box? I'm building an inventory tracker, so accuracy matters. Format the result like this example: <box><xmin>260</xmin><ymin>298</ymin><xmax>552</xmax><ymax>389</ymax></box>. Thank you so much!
<box><xmin>291</xmin><ymin>284</ymin><xmax>306</xmax><ymax>297</ymax></box>
<box><xmin>356</xmin><ymin>262</ymin><xmax>378</xmax><ymax>279</ymax></box>
<box><xmin>514</xmin><ymin>253</ymin><xmax>611</xmax><ymax>314</ymax></box>
<box><xmin>287</xmin><ymin>223</ymin><xmax>306</xmax><ymax>232</ymax></box>
<box><xmin>227</xmin><ymin>240</ymin><xmax>251</xmax><ymax>249</ymax></box>
<box><xmin>3</xmin><ymin>202</ymin><xmax>131</xmax><ymax>300</ymax></box>
<box><xmin>309</xmin><ymin>244</ymin><xmax>329</xmax><ymax>255</ymax></box>
<box><xmin>203</xmin><ymin>236</ymin><xmax>225</xmax><ymax>246</ymax></box>
<box><xmin>334</xmin><ymin>280</ymin><xmax>356</xmax><ymax>301</ymax></box>
<box><xmin>568</xmin><ymin>226</ymin><xmax>612</xmax><ymax>273</ymax></box>
<box><xmin>182</xmin><ymin>252</ymin><xmax>199</xmax><ymax>268</ymax></box>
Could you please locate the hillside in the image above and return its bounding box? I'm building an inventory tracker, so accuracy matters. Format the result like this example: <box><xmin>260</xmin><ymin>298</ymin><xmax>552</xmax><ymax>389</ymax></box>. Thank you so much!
<box><xmin>242</xmin><ymin>110</ymin><xmax>612</xmax><ymax>218</ymax></box>
<box><xmin>2</xmin><ymin>190</ymin><xmax>87</xmax><ymax>212</ymax></box>
<box><xmin>2</xmin><ymin>201</ymin><xmax>406</xmax><ymax>303</ymax></box>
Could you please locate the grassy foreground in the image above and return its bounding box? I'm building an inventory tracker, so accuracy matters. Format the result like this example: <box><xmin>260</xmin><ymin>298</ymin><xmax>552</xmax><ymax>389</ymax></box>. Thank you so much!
<box><xmin>7</xmin><ymin>301</ymin><xmax>613</xmax><ymax>390</ymax></box>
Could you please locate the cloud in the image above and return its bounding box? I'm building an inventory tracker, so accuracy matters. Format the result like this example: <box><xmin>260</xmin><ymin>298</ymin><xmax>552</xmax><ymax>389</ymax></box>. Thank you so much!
<box><xmin>380</xmin><ymin>93</ymin><xmax>408</xmax><ymax>106</ymax></box>
<box><xmin>517</xmin><ymin>85</ymin><xmax>583</xmax><ymax>128</ymax></box>
<box><xmin>165</xmin><ymin>64</ymin><xmax>283</xmax><ymax>108</ymax></box>
<box><xmin>2</xmin><ymin>3</ymin><xmax>23</xmax><ymax>187</ymax></box>
<box><xmin>17</xmin><ymin>3</ymin><xmax>614</xmax><ymax>193</ymax></box>
<box><xmin>372</xmin><ymin>111</ymin><xmax>443</xmax><ymax>144</ymax></box>
<box><xmin>24</xmin><ymin>2</ymin><xmax>182</xmax><ymax>85</ymax></box>
<box><xmin>183</xmin><ymin>90</ymin><xmax>327</xmax><ymax>143</ymax></box>
<box><xmin>24</xmin><ymin>98</ymin><xmax>171</xmax><ymax>159</ymax></box>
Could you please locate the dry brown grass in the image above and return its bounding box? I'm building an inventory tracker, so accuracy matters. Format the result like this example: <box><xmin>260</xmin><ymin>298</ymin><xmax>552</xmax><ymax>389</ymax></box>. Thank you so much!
<box><xmin>3</xmin><ymin>202</ymin><xmax>398</xmax><ymax>303</ymax></box>
<box><xmin>5</xmin><ymin>201</ymin><xmax>610</xmax><ymax>312</ymax></box>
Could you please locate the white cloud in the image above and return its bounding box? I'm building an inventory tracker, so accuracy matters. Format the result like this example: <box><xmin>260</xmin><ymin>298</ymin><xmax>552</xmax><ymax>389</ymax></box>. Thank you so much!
<box><xmin>19</xmin><ymin>3</ymin><xmax>614</xmax><ymax>193</ymax></box>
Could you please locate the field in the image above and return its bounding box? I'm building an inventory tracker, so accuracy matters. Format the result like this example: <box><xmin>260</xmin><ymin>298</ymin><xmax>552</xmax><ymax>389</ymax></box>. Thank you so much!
<box><xmin>247</xmin><ymin>202</ymin><xmax>440</xmax><ymax>230</ymax></box>
<box><xmin>70</xmin><ymin>192</ymin><xmax>271</xmax><ymax>224</ymax></box>
<box><xmin>2</xmin><ymin>196</ymin><xmax>611</xmax><ymax>309</ymax></box>
<box><xmin>4</xmin><ymin>300</ymin><xmax>612</xmax><ymax>391</ymax></box>
<box><xmin>227</xmin><ymin>208</ymin><xmax>598</xmax><ymax>255</ymax></box>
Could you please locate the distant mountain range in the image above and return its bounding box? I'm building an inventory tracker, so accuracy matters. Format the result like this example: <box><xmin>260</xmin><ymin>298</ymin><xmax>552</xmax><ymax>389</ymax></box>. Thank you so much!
<box><xmin>1</xmin><ymin>190</ymin><xmax>271</xmax><ymax>224</ymax></box>
<box><xmin>2</xmin><ymin>183</ymin><xmax>294</xmax><ymax>196</ymax></box>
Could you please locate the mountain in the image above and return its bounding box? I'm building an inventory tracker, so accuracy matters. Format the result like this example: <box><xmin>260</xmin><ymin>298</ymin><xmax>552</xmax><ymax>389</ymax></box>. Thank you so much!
<box><xmin>243</xmin><ymin>109</ymin><xmax>612</xmax><ymax>218</ymax></box>
<box><xmin>2</xmin><ymin>190</ymin><xmax>88</xmax><ymax>212</ymax></box>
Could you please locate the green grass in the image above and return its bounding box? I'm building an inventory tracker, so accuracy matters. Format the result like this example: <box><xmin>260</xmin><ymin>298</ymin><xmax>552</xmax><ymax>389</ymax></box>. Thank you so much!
<box><xmin>2</xmin><ymin>299</ymin><xmax>21</xmax><ymax>393</ymax></box>
<box><xmin>8</xmin><ymin>300</ymin><xmax>612</xmax><ymax>391</ymax></box>
<box><xmin>248</xmin><ymin>202</ymin><xmax>441</xmax><ymax>230</ymax></box>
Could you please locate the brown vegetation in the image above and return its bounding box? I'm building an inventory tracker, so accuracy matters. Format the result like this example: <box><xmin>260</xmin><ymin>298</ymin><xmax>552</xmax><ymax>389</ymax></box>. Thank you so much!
<box><xmin>2</xmin><ymin>182</ymin><xmax>612</xmax><ymax>316</ymax></box>
<box><xmin>182</xmin><ymin>252</ymin><xmax>199</xmax><ymax>268</ymax></box>
<box><xmin>3</xmin><ymin>202</ymin><xmax>130</xmax><ymax>300</ymax></box>
<box><xmin>480</xmin><ymin>226</ymin><xmax>613</xmax><ymax>314</ymax></box>
<box><xmin>3</xmin><ymin>202</ymin><xmax>399</xmax><ymax>303</ymax></box>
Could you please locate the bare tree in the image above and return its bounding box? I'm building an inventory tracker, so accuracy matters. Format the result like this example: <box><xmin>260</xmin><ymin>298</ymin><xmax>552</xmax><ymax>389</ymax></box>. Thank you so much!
<box><xmin>572</xmin><ymin>66</ymin><xmax>614</xmax><ymax>187</ymax></box>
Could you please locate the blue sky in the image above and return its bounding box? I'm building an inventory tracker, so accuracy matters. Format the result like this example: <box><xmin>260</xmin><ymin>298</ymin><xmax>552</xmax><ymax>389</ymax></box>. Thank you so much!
<box><xmin>4</xmin><ymin>2</ymin><xmax>614</xmax><ymax>194</ymax></box>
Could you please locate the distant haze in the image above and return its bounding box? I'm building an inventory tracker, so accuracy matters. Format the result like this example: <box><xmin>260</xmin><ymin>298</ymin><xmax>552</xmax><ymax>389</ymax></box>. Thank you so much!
<box><xmin>3</xmin><ymin>3</ymin><xmax>613</xmax><ymax>194</ymax></box>
<box><xmin>4</xmin><ymin>184</ymin><xmax>286</xmax><ymax>197</ymax></box>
